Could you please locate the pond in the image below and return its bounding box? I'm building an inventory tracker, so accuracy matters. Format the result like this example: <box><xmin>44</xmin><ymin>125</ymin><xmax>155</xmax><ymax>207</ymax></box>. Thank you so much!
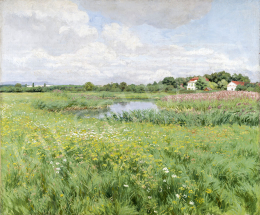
<box><xmin>74</xmin><ymin>101</ymin><xmax>158</xmax><ymax>119</ymax></box>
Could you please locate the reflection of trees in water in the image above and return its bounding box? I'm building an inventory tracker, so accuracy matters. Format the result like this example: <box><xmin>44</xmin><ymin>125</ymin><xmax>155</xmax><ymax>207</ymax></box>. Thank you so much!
<box><xmin>75</xmin><ymin>107</ymin><xmax>110</xmax><ymax>118</ymax></box>
<box><xmin>87</xmin><ymin>107</ymin><xmax>110</xmax><ymax>116</ymax></box>
<box><xmin>74</xmin><ymin>102</ymin><xmax>157</xmax><ymax>119</ymax></box>
<box><xmin>118</xmin><ymin>102</ymin><xmax>128</xmax><ymax>106</ymax></box>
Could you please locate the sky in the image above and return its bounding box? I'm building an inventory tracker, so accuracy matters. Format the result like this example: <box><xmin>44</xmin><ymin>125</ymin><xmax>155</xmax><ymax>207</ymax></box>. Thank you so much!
<box><xmin>1</xmin><ymin>0</ymin><xmax>259</xmax><ymax>85</ymax></box>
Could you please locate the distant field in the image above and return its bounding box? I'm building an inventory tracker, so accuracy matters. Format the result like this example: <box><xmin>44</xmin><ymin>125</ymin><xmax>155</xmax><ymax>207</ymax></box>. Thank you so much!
<box><xmin>1</xmin><ymin>93</ymin><xmax>260</xmax><ymax>214</ymax></box>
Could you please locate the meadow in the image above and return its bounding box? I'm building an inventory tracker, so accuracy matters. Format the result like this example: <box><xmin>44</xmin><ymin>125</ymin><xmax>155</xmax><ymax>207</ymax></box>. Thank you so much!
<box><xmin>1</xmin><ymin>92</ymin><xmax>260</xmax><ymax>214</ymax></box>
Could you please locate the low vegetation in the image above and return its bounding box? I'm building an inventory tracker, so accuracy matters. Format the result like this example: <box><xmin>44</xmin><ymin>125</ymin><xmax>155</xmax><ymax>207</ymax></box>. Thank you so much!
<box><xmin>32</xmin><ymin>91</ymin><xmax>113</xmax><ymax>111</ymax></box>
<box><xmin>1</xmin><ymin>93</ymin><xmax>260</xmax><ymax>214</ymax></box>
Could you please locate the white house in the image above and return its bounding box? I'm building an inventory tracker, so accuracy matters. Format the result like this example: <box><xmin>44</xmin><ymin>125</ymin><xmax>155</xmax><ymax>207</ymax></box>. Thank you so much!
<box><xmin>227</xmin><ymin>81</ymin><xmax>244</xmax><ymax>91</ymax></box>
<box><xmin>187</xmin><ymin>77</ymin><xmax>209</xmax><ymax>90</ymax></box>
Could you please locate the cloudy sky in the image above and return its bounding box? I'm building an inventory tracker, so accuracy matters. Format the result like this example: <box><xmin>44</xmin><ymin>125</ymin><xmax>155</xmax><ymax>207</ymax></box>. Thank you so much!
<box><xmin>2</xmin><ymin>0</ymin><xmax>259</xmax><ymax>85</ymax></box>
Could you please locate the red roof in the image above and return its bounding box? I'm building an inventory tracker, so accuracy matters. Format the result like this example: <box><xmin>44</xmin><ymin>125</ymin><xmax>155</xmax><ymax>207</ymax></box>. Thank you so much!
<box><xmin>188</xmin><ymin>77</ymin><xmax>209</xmax><ymax>82</ymax></box>
<box><xmin>231</xmin><ymin>81</ymin><xmax>245</xmax><ymax>86</ymax></box>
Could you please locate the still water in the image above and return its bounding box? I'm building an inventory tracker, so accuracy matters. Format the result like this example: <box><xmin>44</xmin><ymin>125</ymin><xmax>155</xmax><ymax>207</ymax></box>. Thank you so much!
<box><xmin>74</xmin><ymin>101</ymin><xmax>158</xmax><ymax>119</ymax></box>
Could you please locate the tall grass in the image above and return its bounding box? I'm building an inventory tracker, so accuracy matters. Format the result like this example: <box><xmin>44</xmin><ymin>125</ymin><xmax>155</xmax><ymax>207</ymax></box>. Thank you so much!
<box><xmin>104</xmin><ymin>109</ymin><xmax>259</xmax><ymax>127</ymax></box>
<box><xmin>2</xmin><ymin>93</ymin><xmax>260</xmax><ymax>214</ymax></box>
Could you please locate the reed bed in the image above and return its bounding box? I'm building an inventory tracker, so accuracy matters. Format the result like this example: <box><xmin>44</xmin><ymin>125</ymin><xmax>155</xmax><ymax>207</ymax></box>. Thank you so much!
<box><xmin>104</xmin><ymin>108</ymin><xmax>259</xmax><ymax>127</ymax></box>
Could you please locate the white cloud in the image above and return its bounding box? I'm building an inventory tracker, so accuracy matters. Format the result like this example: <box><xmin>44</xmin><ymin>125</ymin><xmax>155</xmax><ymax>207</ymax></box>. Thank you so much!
<box><xmin>4</xmin><ymin>0</ymin><xmax>89</xmax><ymax>24</ymax></box>
<box><xmin>3</xmin><ymin>0</ymin><xmax>98</xmax><ymax>56</ymax></box>
<box><xmin>2</xmin><ymin>0</ymin><xmax>258</xmax><ymax>84</ymax></box>
<box><xmin>102</xmin><ymin>23</ymin><xmax>143</xmax><ymax>52</ymax></box>
<box><xmin>75</xmin><ymin>0</ymin><xmax>212</xmax><ymax>29</ymax></box>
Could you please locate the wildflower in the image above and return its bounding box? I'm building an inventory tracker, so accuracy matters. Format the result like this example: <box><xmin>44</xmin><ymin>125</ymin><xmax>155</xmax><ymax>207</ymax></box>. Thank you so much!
<box><xmin>50</xmin><ymin>161</ymin><xmax>53</xmax><ymax>164</ymax></box>
<box><xmin>56</xmin><ymin>162</ymin><xmax>60</xmax><ymax>165</ymax></box>
<box><xmin>165</xmin><ymin>170</ymin><xmax>169</xmax><ymax>173</ymax></box>
<box><xmin>56</xmin><ymin>171</ymin><xmax>59</xmax><ymax>174</ymax></box>
<box><xmin>154</xmin><ymin>211</ymin><xmax>158</xmax><ymax>213</ymax></box>
<box><xmin>206</xmin><ymin>188</ymin><xmax>212</xmax><ymax>194</ymax></box>
<box><xmin>148</xmin><ymin>196</ymin><xmax>152</xmax><ymax>199</ymax></box>
<box><xmin>183</xmin><ymin>194</ymin><xmax>187</xmax><ymax>198</ymax></box>
<box><xmin>60</xmin><ymin>194</ymin><xmax>64</xmax><ymax>197</ymax></box>
<box><xmin>176</xmin><ymin>194</ymin><xmax>180</xmax><ymax>198</ymax></box>
<box><xmin>189</xmin><ymin>201</ymin><xmax>194</xmax><ymax>205</ymax></box>
<box><xmin>172</xmin><ymin>174</ymin><xmax>177</xmax><ymax>178</ymax></box>
<box><xmin>63</xmin><ymin>159</ymin><xmax>67</xmax><ymax>162</ymax></box>
<box><xmin>56</xmin><ymin>168</ymin><xmax>61</xmax><ymax>171</ymax></box>
<box><xmin>163</xmin><ymin>167</ymin><xmax>168</xmax><ymax>171</ymax></box>
<box><xmin>124</xmin><ymin>185</ymin><xmax>129</xmax><ymax>187</ymax></box>
<box><xmin>182</xmin><ymin>184</ymin><xmax>186</xmax><ymax>188</ymax></box>
<box><xmin>163</xmin><ymin>180</ymin><xmax>166</xmax><ymax>182</ymax></box>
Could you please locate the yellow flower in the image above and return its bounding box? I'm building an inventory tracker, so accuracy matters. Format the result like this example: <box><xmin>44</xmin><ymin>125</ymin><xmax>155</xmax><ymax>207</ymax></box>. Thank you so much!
<box><xmin>206</xmin><ymin>188</ymin><xmax>212</xmax><ymax>194</ymax></box>
<box><xmin>60</xmin><ymin>194</ymin><xmax>64</xmax><ymax>197</ymax></box>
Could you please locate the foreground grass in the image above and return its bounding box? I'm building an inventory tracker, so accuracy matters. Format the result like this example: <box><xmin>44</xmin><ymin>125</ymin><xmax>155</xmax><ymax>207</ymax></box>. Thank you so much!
<box><xmin>1</xmin><ymin>93</ymin><xmax>260</xmax><ymax>214</ymax></box>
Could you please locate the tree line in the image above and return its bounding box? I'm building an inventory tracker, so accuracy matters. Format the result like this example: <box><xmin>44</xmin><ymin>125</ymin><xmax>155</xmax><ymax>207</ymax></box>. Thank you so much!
<box><xmin>1</xmin><ymin>71</ymin><xmax>259</xmax><ymax>93</ymax></box>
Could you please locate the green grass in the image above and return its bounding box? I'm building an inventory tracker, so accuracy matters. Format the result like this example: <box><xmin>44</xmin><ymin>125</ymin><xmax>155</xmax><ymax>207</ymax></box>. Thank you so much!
<box><xmin>105</xmin><ymin>108</ymin><xmax>259</xmax><ymax>127</ymax></box>
<box><xmin>1</xmin><ymin>93</ymin><xmax>260</xmax><ymax>214</ymax></box>
<box><xmin>32</xmin><ymin>92</ymin><xmax>113</xmax><ymax>111</ymax></box>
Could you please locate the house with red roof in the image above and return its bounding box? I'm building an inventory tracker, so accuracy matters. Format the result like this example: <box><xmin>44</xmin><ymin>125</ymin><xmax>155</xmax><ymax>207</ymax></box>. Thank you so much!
<box><xmin>227</xmin><ymin>81</ymin><xmax>245</xmax><ymax>91</ymax></box>
<box><xmin>187</xmin><ymin>77</ymin><xmax>209</xmax><ymax>90</ymax></box>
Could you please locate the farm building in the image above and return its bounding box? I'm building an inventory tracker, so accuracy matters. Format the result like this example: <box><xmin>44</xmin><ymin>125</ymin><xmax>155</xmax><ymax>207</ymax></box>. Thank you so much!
<box><xmin>187</xmin><ymin>77</ymin><xmax>209</xmax><ymax>90</ymax></box>
<box><xmin>227</xmin><ymin>81</ymin><xmax>245</xmax><ymax>91</ymax></box>
<box><xmin>204</xmin><ymin>87</ymin><xmax>212</xmax><ymax>91</ymax></box>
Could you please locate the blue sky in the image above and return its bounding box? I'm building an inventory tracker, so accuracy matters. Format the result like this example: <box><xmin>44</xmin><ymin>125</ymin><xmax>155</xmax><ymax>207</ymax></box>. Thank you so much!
<box><xmin>2</xmin><ymin>0</ymin><xmax>259</xmax><ymax>85</ymax></box>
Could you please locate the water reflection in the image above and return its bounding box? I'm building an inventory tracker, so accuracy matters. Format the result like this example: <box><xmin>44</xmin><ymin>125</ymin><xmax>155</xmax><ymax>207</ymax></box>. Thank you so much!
<box><xmin>74</xmin><ymin>101</ymin><xmax>158</xmax><ymax>119</ymax></box>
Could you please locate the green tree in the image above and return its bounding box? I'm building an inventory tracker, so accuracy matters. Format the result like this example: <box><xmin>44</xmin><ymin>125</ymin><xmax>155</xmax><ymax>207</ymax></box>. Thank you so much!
<box><xmin>32</xmin><ymin>83</ymin><xmax>35</xmax><ymax>88</ymax></box>
<box><xmin>204</xmin><ymin>74</ymin><xmax>212</xmax><ymax>81</ymax></box>
<box><xmin>164</xmin><ymin>85</ymin><xmax>174</xmax><ymax>92</ymax></box>
<box><xmin>210</xmin><ymin>71</ymin><xmax>231</xmax><ymax>83</ymax></box>
<box><xmin>235</xmin><ymin>84</ymin><xmax>246</xmax><ymax>91</ymax></box>
<box><xmin>162</xmin><ymin>77</ymin><xmax>176</xmax><ymax>87</ymax></box>
<box><xmin>15</xmin><ymin>83</ymin><xmax>22</xmax><ymax>88</ymax></box>
<box><xmin>209</xmin><ymin>82</ymin><xmax>218</xmax><ymax>90</ymax></box>
<box><xmin>102</xmin><ymin>84</ymin><xmax>112</xmax><ymax>91</ymax></box>
<box><xmin>44</xmin><ymin>83</ymin><xmax>46</xmax><ymax>87</ymax></box>
<box><xmin>125</xmin><ymin>86</ymin><xmax>132</xmax><ymax>92</ymax></box>
<box><xmin>152</xmin><ymin>81</ymin><xmax>158</xmax><ymax>85</ymax></box>
<box><xmin>175</xmin><ymin>77</ymin><xmax>187</xmax><ymax>88</ymax></box>
<box><xmin>246</xmin><ymin>87</ymin><xmax>254</xmax><ymax>92</ymax></box>
<box><xmin>84</xmin><ymin>82</ymin><xmax>94</xmax><ymax>91</ymax></box>
<box><xmin>195</xmin><ymin>77</ymin><xmax>209</xmax><ymax>90</ymax></box>
<box><xmin>231</xmin><ymin>73</ymin><xmax>250</xmax><ymax>82</ymax></box>
<box><xmin>119</xmin><ymin>82</ymin><xmax>127</xmax><ymax>91</ymax></box>
<box><xmin>217</xmin><ymin>79</ymin><xmax>228</xmax><ymax>90</ymax></box>
<box><xmin>254</xmin><ymin>84</ymin><xmax>260</xmax><ymax>93</ymax></box>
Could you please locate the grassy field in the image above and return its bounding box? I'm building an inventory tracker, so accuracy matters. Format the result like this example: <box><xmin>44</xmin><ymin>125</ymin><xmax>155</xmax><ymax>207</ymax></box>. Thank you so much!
<box><xmin>1</xmin><ymin>93</ymin><xmax>260</xmax><ymax>214</ymax></box>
